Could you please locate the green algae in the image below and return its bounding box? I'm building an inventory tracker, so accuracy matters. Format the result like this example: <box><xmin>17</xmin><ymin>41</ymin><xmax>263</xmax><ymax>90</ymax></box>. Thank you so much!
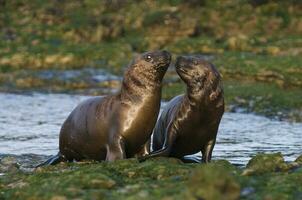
<box><xmin>240</xmin><ymin>167</ymin><xmax>302</xmax><ymax>200</ymax></box>
<box><xmin>0</xmin><ymin>158</ymin><xmax>193</xmax><ymax>200</ymax></box>
<box><xmin>242</xmin><ymin>153</ymin><xmax>289</xmax><ymax>175</ymax></box>
<box><xmin>184</xmin><ymin>163</ymin><xmax>241</xmax><ymax>200</ymax></box>
<box><xmin>1</xmin><ymin>154</ymin><xmax>302</xmax><ymax>200</ymax></box>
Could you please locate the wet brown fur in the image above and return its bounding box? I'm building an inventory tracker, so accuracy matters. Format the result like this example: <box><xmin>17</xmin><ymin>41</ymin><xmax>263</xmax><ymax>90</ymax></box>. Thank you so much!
<box><xmin>140</xmin><ymin>56</ymin><xmax>224</xmax><ymax>163</ymax></box>
<box><xmin>53</xmin><ymin>51</ymin><xmax>171</xmax><ymax>163</ymax></box>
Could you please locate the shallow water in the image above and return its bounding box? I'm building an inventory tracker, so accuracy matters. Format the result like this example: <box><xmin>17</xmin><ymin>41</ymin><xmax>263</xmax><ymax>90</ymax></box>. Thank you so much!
<box><xmin>0</xmin><ymin>93</ymin><xmax>301</xmax><ymax>166</ymax></box>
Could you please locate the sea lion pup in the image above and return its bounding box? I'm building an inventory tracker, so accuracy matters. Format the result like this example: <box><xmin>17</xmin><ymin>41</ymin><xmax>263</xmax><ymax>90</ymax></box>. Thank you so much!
<box><xmin>139</xmin><ymin>56</ymin><xmax>224</xmax><ymax>163</ymax></box>
<box><xmin>37</xmin><ymin>50</ymin><xmax>171</xmax><ymax>166</ymax></box>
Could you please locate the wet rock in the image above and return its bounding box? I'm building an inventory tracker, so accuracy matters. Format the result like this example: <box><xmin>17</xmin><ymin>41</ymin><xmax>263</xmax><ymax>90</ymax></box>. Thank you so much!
<box><xmin>0</xmin><ymin>156</ymin><xmax>20</xmax><ymax>173</ymax></box>
<box><xmin>184</xmin><ymin>163</ymin><xmax>240</xmax><ymax>200</ymax></box>
<box><xmin>242</xmin><ymin>153</ymin><xmax>289</xmax><ymax>175</ymax></box>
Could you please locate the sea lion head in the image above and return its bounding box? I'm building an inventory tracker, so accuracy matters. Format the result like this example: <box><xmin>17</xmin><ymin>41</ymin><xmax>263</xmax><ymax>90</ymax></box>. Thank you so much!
<box><xmin>175</xmin><ymin>56</ymin><xmax>222</xmax><ymax>101</ymax></box>
<box><xmin>129</xmin><ymin>50</ymin><xmax>171</xmax><ymax>83</ymax></box>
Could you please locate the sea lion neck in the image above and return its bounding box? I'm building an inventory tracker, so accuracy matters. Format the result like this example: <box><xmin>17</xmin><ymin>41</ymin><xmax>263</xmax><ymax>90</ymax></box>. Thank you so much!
<box><xmin>184</xmin><ymin>85</ymin><xmax>205</xmax><ymax>108</ymax></box>
<box><xmin>119</xmin><ymin>68</ymin><xmax>162</xmax><ymax>102</ymax></box>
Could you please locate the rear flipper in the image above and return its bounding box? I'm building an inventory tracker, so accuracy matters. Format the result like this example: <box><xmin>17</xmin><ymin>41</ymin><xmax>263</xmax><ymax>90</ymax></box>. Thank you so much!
<box><xmin>35</xmin><ymin>153</ymin><xmax>66</xmax><ymax>168</ymax></box>
<box><xmin>138</xmin><ymin>125</ymin><xmax>177</xmax><ymax>162</ymax></box>
<box><xmin>134</xmin><ymin>139</ymin><xmax>151</xmax><ymax>158</ymax></box>
<box><xmin>138</xmin><ymin>148</ymin><xmax>169</xmax><ymax>162</ymax></box>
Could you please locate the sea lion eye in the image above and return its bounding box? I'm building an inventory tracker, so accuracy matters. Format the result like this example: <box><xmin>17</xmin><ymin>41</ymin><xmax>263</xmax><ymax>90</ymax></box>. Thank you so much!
<box><xmin>146</xmin><ymin>55</ymin><xmax>153</xmax><ymax>62</ymax></box>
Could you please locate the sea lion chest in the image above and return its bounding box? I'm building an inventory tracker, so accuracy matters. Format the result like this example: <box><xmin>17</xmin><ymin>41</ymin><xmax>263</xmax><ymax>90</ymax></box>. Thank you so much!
<box><xmin>120</xmin><ymin>94</ymin><xmax>161</xmax><ymax>154</ymax></box>
<box><xmin>170</xmin><ymin>105</ymin><xmax>213</xmax><ymax>157</ymax></box>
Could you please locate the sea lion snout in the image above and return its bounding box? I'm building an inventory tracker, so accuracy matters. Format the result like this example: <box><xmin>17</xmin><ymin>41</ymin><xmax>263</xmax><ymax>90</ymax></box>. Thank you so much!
<box><xmin>175</xmin><ymin>56</ymin><xmax>208</xmax><ymax>83</ymax></box>
<box><xmin>174</xmin><ymin>56</ymin><xmax>223</xmax><ymax>93</ymax></box>
<box><xmin>175</xmin><ymin>56</ymin><xmax>188</xmax><ymax>70</ymax></box>
<box><xmin>176</xmin><ymin>56</ymin><xmax>209</xmax><ymax>71</ymax></box>
<box><xmin>161</xmin><ymin>50</ymin><xmax>172</xmax><ymax>63</ymax></box>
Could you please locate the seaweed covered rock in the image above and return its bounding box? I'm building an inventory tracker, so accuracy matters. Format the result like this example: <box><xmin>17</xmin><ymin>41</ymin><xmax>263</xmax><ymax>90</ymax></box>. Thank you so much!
<box><xmin>184</xmin><ymin>162</ymin><xmax>240</xmax><ymax>200</ymax></box>
<box><xmin>242</xmin><ymin>153</ymin><xmax>289</xmax><ymax>175</ymax></box>
<box><xmin>211</xmin><ymin>160</ymin><xmax>239</xmax><ymax>172</ymax></box>
<box><xmin>0</xmin><ymin>156</ymin><xmax>20</xmax><ymax>173</ymax></box>
<box><xmin>2</xmin><ymin>156</ymin><xmax>302</xmax><ymax>199</ymax></box>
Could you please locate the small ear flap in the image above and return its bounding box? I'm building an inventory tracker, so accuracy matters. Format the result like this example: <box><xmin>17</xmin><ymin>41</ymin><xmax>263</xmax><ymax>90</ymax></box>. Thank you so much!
<box><xmin>209</xmin><ymin>86</ymin><xmax>222</xmax><ymax>101</ymax></box>
<box><xmin>209</xmin><ymin>91</ymin><xmax>219</xmax><ymax>101</ymax></box>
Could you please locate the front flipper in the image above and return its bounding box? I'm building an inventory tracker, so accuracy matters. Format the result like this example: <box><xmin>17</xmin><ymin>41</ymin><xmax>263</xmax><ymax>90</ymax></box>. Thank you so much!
<box><xmin>134</xmin><ymin>138</ymin><xmax>151</xmax><ymax>157</ymax></box>
<box><xmin>35</xmin><ymin>153</ymin><xmax>67</xmax><ymax>168</ymax></box>
<box><xmin>138</xmin><ymin>124</ymin><xmax>177</xmax><ymax>162</ymax></box>
<box><xmin>201</xmin><ymin>138</ymin><xmax>216</xmax><ymax>163</ymax></box>
<box><xmin>106</xmin><ymin>136</ymin><xmax>126</xmax><ymax>161</ymax></box>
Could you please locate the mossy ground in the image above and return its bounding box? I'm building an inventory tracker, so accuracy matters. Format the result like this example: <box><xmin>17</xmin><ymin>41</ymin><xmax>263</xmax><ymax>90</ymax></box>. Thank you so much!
<box><xmin>1</xmin><ymin>154</ymin><xmax>302</xmax><ymax>200</ymax></box>
<box><xmin>0</xmin><ymin>0</ymin><xmax>301</xmax><ymax>120</ymax></box>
